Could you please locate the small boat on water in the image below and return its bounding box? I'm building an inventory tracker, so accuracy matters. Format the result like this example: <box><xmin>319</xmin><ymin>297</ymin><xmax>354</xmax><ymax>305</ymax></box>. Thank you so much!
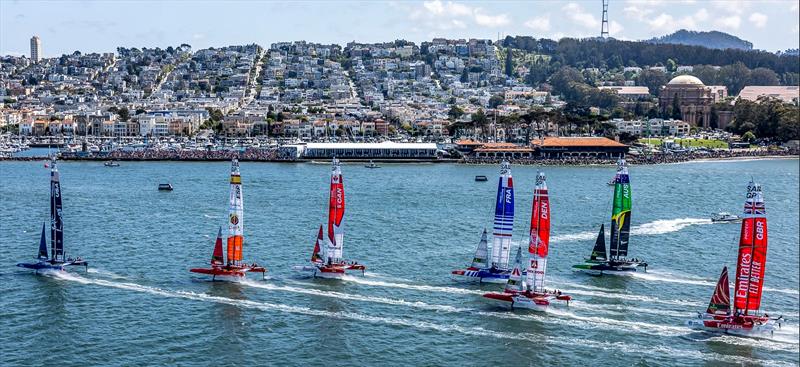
<box><xmin>483</xmin><ymin>172</ymin><xmax>571</xmax><ymax>311</ymax></box>
<box><xmin>294</xmin><ymin>158</ymin><xmax>365</xmax><ymax>279</ymax></box>
<box><xmin>475</xmin><ymin>175</ymin><xmax>488</xmax><ymax>182</ymax></box>
<box><xmin>686</xmin><ymin>180</ymin><xmax>783</xmax><ymax>336</ymax></box>
<box><xmin>453</xmin><ymin>161</ymin><xmax>514</xmax><ymax>283</ymax></box>
<box><xmin>711</xmin><ymin>211</ymin><xmax>740</xmax><ymax>222</ymax></box>
<box><xmin>158</xmin><ymin>183</ymin><xmax>173</xmax><ymax>191</ymax></box>
<box><xmin>190</xmin><ymin>159</ymin><xmax>266</xmax><ymax>280</ymax></box>
<box><xmin>365</xmin><ymin>160</ymin><xmax>380</xmax><ymax>169</ymax></box>
<box><xmin>104</xmin><ymin>160</ymin><xmax>120</xmax><ymax>167</ymax></box>
<box><xmin>17</xmin><ymin>158</ymin><xmax>88</xmax><ymax>272</ymax></box>
<box><xmin>573</xmin><ymin>160</ymin><xmax>647</xmax><ymax>275</ymax></box>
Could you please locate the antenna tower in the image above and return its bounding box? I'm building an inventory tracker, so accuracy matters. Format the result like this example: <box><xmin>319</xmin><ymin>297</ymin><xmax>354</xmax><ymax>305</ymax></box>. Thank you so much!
<box><xmin>601</xmin><ymin>0</ymin><xmax>610</xmax><ymax>38</ymax></box>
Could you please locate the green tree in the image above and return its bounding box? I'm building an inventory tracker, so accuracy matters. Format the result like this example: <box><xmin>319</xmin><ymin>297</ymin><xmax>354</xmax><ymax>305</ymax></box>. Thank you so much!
<box><xmin>472</xmin><ymin>108</ymin><xmax>488</xmax><ymax>127</ymax></box>
<box><xmin>742</xmin><ymin>131</ymin><xmax>756</xmax><ymax>142</ymax></box>
<box><xmin>671</xmin><ymin>94</ymin><xmax>682</xmax><ymax>120</ymax></box>
<box><xmin>505</xmin><ymin>47</ymin><xmax>514</xmax><ymax>77</ymax></box>
<box><xmin>635</xmin><ymin>69</ymin><xmax>669</xmax><ymax>96</ymax></box>
<box><xmin>118</xmin><ymin>107</ymin><xmax>130</xmax><ymax>122</ymax></box>
<box><xmin>488</xmin><ymin>94</ymin><xmax>505</xmax><ymax>108</ymax></box>
<box><xmin>448</xmin><ymin>105</ymin><xmax>465</xmax><ymax>121</ymax></box>
<box><xmin>748</xmin><ymin>67</ymin><xmax>780</xmax><ymax>86</ymax></box>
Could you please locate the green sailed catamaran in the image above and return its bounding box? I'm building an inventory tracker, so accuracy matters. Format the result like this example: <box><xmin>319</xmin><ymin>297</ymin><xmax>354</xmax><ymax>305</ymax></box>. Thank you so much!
<box><xmin>573</xmin><ymin>159</ymin><xmax>647</xmax><ymax>275</ymax></box>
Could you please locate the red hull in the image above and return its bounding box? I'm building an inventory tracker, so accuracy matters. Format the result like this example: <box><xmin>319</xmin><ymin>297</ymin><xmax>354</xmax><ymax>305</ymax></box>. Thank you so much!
<box><xmin>190</xmin><ymin>265</ymin><xmax>266</xmax><ymax>278</ymax></box>
<box><xmin>483</xmin><ymin>290</ymin><xmax>571</xmax><ymax>304</ymax></box>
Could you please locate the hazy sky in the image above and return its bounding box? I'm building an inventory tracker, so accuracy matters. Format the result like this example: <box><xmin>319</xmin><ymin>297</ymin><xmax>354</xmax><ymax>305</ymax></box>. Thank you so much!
<box><xmin>2</xmin><ymin>0</ymin><xmax>799</xmax><ymax>57</ymax></box>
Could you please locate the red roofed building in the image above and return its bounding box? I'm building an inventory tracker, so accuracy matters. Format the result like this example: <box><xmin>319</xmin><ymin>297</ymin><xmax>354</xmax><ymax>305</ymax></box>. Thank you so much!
<box><xmin>534</xmin><ymin>137</ymin><xmax>628</xmax><ymax>159</ymax></box>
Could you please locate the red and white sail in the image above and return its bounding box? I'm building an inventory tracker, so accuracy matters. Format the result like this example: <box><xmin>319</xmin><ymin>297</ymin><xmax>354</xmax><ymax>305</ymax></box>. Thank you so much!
<box><xmin>526</xmin><ymin>171</ymin><xmax>550</xmax><ymax>292</ymax></box>
<box><xmin>311</xmin><ymin>225</ymin><xmax>324</xmax><ymax>263</ymax></box>
<box><xmin>327</xmin><ymin>158</ymin><xmax>345</xmax><ymax>262</ymax></box>
<box><xmin>227</xmin><ymin>158</ymin><xmax>244</xmax><ymax>265</ymax></box>
<box><xmin>504</xmin><ymin>247</ymin><xmax>524</xmax><ymax>293</ymax></box>
<box><xmin>734</xmin><ymin>180</ymin><xmax>768</xmax><ymax>314</ymax></box>
<box><xmin>707</xmin><ymin>266</ymin><xmax>731</xmax><ymax>315</ymax></box>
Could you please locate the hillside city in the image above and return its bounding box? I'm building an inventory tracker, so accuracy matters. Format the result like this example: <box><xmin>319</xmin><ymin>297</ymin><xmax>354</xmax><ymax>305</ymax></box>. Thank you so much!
<box><xmin>1</xmin><ymin>36</ymin><xmax>798</xmax><ymax>160</ymax></box>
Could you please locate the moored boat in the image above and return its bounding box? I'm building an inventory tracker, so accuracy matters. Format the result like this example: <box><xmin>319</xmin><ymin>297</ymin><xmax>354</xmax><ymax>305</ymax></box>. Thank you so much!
<box><xmin>295</xmin><ymin>158</ymin><xmax>365</xmax><ymax>279</ymax></box>
<box><xmin>104</xmin><ymin>160</ymin><xmax>120</xmax><ymax>167</ymax></box>
<box><xmin>573</xmin><ymin>160</ymin><xmax>647</xmax><ymax>275</ymax></box>
<box><xmin>190</xmin><ymin>159</ymin><xmax>265</xmax><ymax>280</ymax></box>
<box><xmin>686</xmin><ymin>180</ymin><xmax>783</xmax><ymax>336</ymax></box>
<box><xmin>453</xmin><ymin>161</ymin><xmax>514</xmax><ymax>283</ymax></box>
<box><xmin>483</xmin><ymin>172</ymin><xmax>571</xmax><ymax>311</ymax></box>
<box><xmin>17</xmin><ymin>158</ymin><xmax>88</xmax><ymax>272</ymax></box>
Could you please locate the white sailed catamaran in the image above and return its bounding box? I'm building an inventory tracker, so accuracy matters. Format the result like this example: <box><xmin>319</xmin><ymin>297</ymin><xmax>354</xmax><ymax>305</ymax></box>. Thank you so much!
<box><xmin>483</xmin><ymin>172</ymin><xmax>571</xmax><ymax>311</ymax></box>
<box><xmin>452</xmin><ymin>160</ymin><xmax>515</xmax><ymax>283</ymax></box>
<box><xmin>686</xmin><ymin>180</ymin><xmax>783</xmax><ymax>336</ymax></box>
<box><xmin>295</xmin><ymin>158</ymin><xmax>365</xmax><ymax>279</ymax></box>
<box><xmin>190</xmin><ymin>158</ymin><xmax>266</xmax><ymax>280</ymax></box>
<box><xmin>17</xmin><ymin>158</ymin><xmax>88</xmax><ymax>272</ymax></box>
<box><xmin>573</xmin><ymin>160</ymin><xmax>647</xmax><ymax>275</ymax></box>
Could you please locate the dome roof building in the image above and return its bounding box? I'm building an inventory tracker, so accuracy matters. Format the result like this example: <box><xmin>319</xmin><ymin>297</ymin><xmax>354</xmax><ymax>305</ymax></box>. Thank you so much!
<box><xmin>667</xmin><ymin>75</ymin><xmax>705</xmax><ymax>86</ymax></box>
<box><xmin>659</xmin><ymin>74</ymin><xmax>728</xmax><ymax>129</ymax></box>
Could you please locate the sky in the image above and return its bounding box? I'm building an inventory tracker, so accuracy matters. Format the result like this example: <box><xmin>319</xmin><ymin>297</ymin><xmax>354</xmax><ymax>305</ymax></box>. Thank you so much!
<box><xmin>1</xmin><ymin>0</ymin><xmax>799</xmax><ymax>57</ymax></box>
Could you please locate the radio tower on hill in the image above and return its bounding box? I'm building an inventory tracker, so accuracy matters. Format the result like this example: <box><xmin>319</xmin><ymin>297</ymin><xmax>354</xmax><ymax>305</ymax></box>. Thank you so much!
<box><xmin>601</xmin><ymin>0</ymin><xmax>610</xmax><ymax>38</ymax></box>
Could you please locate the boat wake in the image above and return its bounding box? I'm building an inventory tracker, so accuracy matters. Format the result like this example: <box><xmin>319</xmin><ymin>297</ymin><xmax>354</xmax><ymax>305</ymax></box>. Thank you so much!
<box><xmin>560</xmin><ymin>288</ymin><xmax>703</xmax><ymax>307</ymax></box>
<box><xmin>46</xmin><ymin>271</ymin><xmax>795</xmax><ymax>364</ymax></box>
<box><xmin>340</xmin><ymin>275</ymin><xmax>486</xmax><ymax>296</ymax></box>
<box><xmin>632</xmin><ymin>270</ymin><xmax>800</xmax><ymax>296</ymax></box>
<box><xmin>86</xmin><ymin>268</ymin><xmax>129</xmax><ymax>280</ymax></box>
<box><xmin>552</xmin><ymin>217</ymin><xmax>712</xmax><ymax>242</ymax></box>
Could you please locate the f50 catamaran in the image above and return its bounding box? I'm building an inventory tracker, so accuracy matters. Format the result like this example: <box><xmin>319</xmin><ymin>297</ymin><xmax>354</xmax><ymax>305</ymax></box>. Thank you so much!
<box><xmin>295</xmin><ymin>158</ymin><xmax>365</xmax><ymax>279</ymax></box>
<box><xmin>686</xmin><ymin>180</ymin><xmax>783</xmax><ymax>336</ymax></box>
<box><xmin>573</xmin><ymin>160</ymin><xmax>647</xmax><ymax>275</ymax></box>
<box><xmin>190</xmin><ymin>158</ymin><xmax>265</xmax><ymax>280</ymax></box>
<box><xmin>453</xmin><ymin>161</ymin><xmax>514</xmax><ymax>283</ymax></box>
<box><xmin>17</xmin><ymin>158</ymin><xmax>88</xmax><ymax>272</ymax></box>
<box><xmin>483</xmin><ymin>172</ymin><xmax>571</xmax><ymax>311</ymax></box>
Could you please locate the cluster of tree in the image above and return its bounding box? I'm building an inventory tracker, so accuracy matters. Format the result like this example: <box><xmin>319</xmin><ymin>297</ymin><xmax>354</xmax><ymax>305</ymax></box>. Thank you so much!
<box><xmin>725</xmin><ymin>97</ymin><xmax>799</xmax><ymax>142</ymax></box>
<box><xmin>200</xmin><ymin>108</ymin><xmax>224</xmax><ymax>133</ymax></box>
<box><xmin>108</xmin><ymin>106</ymin><xmax>130</xmax><ymax>122</ymax></box>
<box><xmin>503</xmin><ymin>36</ymin><xmax>800</xmax><ymax>75</ymax></box>
<box><xmin>549</xmin><ymin>67</ymin><xmax>620</xmax><ymax>108</ymax></box>
<box><xmin>646</xmin><ymin>30</ymin><xmax>752</xmax><ymax>50</ymax></box>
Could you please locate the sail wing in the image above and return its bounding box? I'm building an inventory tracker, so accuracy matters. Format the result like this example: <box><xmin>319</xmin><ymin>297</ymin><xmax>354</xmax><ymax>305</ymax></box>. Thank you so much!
<box><xmin>609</xmin><ymin>160</ymin><xmax>632</xmax><ymax>259</ymax></box>
<box><xmin>504</xmin><ymin>247</ymin><xmax>524</xmax><ymax>293</ymax></box>
<box><xmin>211</xmin><ymin>227</ymin><xmax>224</xmax><ymax>265</ymax></box>
<box><xmin>490</xmin><ymin>161</ymin><xmax>514</xmax><ymax>270</ymax></box>
<box><xmin>590</xmin><ymin>224</ymin><xmax>607</xmax><ymax>261</ymax></box>
<box><xmin>734</xmin><ymin>180</ymin><xmax>768</xmax><ymax>313</ymax></box>
<box><xmin>470</xmin><ymin>229</ymin><xmax>490</xmax><ymax>269</ymax></box>
<box><xmin>226</xmin><ymin>159</ymin><xmax>244</xmax><ymax>264</ymax></box>
<box><xmin>311</xmin><ymin>225</ymin><xmax>324</xmax><ymax>263</ymax></box>
<box><xmin>38</xmin><ymin>222</ymin><xmax>48</xmax><ymax>260</ymax></box>
<box><xmin>50</xmin><ymin>158</ymin><xmax>64</xmax><ymax>261</ymax></box>
<box><xmin>526</xmin><ymin>172</ymin><xmax>550</xmax><ymax>292</ymax></box>
<box><xmin>707</xmin><ymin>266</ymin><xmax>731</xmax><ymax>315</ymax></box>
<box><xmin>327</xmin><ymin>158</ymin><xmax>345</xmax><ymax>262</ymax></box>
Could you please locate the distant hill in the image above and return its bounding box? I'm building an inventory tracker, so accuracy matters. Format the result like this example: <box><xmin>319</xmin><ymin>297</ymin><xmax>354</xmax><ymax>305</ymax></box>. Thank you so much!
<box><xmin>647</xmin><ymin>30</ymin><xmax>753</xmax><ymax>50</ymax></box>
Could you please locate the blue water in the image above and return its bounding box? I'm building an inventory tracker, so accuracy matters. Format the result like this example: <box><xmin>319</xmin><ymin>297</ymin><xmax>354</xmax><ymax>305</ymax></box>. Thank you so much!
<box><xmin>1</xmin><ymin>159</ymin><xmax>798</xmax><ymax>366</ymax></box>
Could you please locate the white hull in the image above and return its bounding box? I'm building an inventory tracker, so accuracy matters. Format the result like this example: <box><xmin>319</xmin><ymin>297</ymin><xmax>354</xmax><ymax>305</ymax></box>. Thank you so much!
<box><xmin>313</xmin><ymin>271</ymin><xmax>345</xmax><ymax>279</ymax></box>
<box><xmin>510</xmin><ymin>296</ymin><xmax>549</xmax><ymax>312</ymax></box>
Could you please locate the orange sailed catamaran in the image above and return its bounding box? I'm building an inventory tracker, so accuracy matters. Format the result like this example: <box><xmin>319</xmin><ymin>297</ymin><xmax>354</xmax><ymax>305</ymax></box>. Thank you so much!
<box><xmin>190</xmin><ymin>158</ymin><xmax>265</xmax><ymax>280</ymax></box>
<box><xmin>294</xmin><ymin>158</ymin><xmax>365</xmax><ymax>279</ymax></box>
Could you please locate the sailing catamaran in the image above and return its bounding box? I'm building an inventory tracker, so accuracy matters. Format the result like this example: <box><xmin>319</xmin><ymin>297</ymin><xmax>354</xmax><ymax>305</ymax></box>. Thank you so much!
<box><xmin>452</xmin><ymin>160</ymin><xmax>515</xmax><ymax>283</ymax></box>
<box><xmin>17</xmin><ymin>158</ymin><xmax>88</xmax><ymax>272</ymax></box>
<box><xmin>573</xmin><ymin>159</ymin><xmax>647</xmax><ymax>275</ymax></box>
<box><xmin>483</xmin><ymin>172</ymin><xmax>571</xmax><ymax>311</ymax></box>
<box><xmin>686</xmin><ymin>180</ymin><xmax>783</xmax><ymax>336</ymax></box>
<box><xmin>296</xmin><ymin>158</ymin><xmax>365</xmax><ymax>279</ymax></box>
<box><xmin>190</xmin><ymin>158</ymin><xmax>265</xmax><ymax>280</ymax></box>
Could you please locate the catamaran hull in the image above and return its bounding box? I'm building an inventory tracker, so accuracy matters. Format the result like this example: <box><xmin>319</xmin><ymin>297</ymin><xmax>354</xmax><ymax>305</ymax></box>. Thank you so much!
<box><xmin>17</xmin><ymin>260</ymin><xmax>88</xmax><ymax>272</ymax></box>
<box><xmin>190</xmin><ymin>266</ymin><xmax>266</xmax><ymax>280</ymax></box>
<box><xmin>482</xmin><ymin>292</ymin><xmax>550</xmax><ymax>312</ymax></box>
<box><xmin>451</xmin><ymin>269</ymin><xmax>510</xmax><ymax>283</ymax></box>
<box><xmin>686</xmin><ymin>317</ymin><xmax>779</xmax><ymax>337</ymax></box>
<box><xmin>572</xmin><ymin>262</ymin><xmax>646</xmax><ymax>276</ymax></box>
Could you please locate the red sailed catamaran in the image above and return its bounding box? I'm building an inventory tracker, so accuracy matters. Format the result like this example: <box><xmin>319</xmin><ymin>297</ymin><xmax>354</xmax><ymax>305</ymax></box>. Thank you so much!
<box><xmin>190</xmin><ymin>159</ymin><xmax>265</xmax><ymax>280</ymax></box>
<box><xmin>483</xmin><ymin>172</ymin><xmax>571</xmax><ymax>311</ymax></box>
<box><xmin>686</xmin><ymin>180</ymin><xmax>783</xmax><ymax>336</ymax></box>
<box><xmin>295</xmin><ymin>158</ymin><xmax>365</xmax><ymax>279</ymax></box>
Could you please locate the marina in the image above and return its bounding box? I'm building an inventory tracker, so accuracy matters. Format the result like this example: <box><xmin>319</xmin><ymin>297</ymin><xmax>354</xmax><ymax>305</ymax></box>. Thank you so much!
<box><xmin>2</xmin><ymin>158</ymin><xmax>798</xmax><ymax>365</ymax></box>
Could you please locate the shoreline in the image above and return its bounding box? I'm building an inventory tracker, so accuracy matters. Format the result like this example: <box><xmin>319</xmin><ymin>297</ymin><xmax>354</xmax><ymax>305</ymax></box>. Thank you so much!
<box><xmin>2</xmin><ymin>154</ymin><xmax>796</xmax><ymax>165</ymax></box>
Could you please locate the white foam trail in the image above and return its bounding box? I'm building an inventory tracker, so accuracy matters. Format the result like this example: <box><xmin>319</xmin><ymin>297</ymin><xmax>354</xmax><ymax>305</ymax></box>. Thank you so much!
<box><xmin>562</xmin><ymin>288</ymin><xmax>703</xmax><ymax>307</ymax></box>
<box><xmin>571</xmin><ymin>301</ymin><xmax>689</xmax><ymax>318</ymax></box>
<box><xmin>340</xmin><ymin>275</ymin><xmax>486</xmax><ymax>295</ymax></box>
<box><xmin>547</xmin><ymin>308</ymin><xmax>688</xmax><ymax>336</ymax></box>
<box><xmin>50</xmin><ymin>272</ymin><xmax>793</xmax><ymax>364</ymax></box>
<box><xmin>708</xmin><ymin>334</ymin><xmax>799</xmax><ymax>353</ymax></box>
<box><xmin>552</xmin><ymin>217</ymin><xmax>712</xmax><ymax>242</ymax></box>
<box><xmin>634</xmin><ymin>271</ymin><xmax>800</xmax><ymax>296</ymax></box>
<box><xmin>87</xmin><ymin>268</ymin><xmax>129</xmax><ymax>280</ymax></box>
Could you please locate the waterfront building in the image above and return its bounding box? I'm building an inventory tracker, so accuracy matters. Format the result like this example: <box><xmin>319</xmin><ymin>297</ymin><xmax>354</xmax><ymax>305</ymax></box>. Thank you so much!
<box><xmin>659</xmin><ymin>75</ymin><xmax>727</xmax><ymax>128</ymax></box>
<box><xmin>598</xmin><ymin>86</ymin><xmax>651</xmax><ymax>101</ymax></box>
<box><xmin>30</xmin><ymin>36</ymin><xmax>41</xmax><ymax>63</ymax></box>
<box><xmin>302</xmin><ymin>142</ymin><xmax>438</xmax><ymax>159</ymax></box>
<box><xmin>534</xmin><ymin>137</ymin><xmax>628</xmax><ymax>159</ymax></box>
<box><xmin>612</xmin><ymin>118</ymin><xmax>691</xmax><ymax>137</ymax></box>
<box><xmin>471</xmin><ymin>142</ymin><xmax>535</xmax><ymax>159</ymax></box>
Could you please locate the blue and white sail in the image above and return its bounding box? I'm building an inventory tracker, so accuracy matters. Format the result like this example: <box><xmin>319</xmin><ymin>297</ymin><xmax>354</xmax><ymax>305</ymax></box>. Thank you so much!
<box><xmin>490</xmin><ymin>161</ymin><xmax>514</xmax><ymax>270</ymax></box>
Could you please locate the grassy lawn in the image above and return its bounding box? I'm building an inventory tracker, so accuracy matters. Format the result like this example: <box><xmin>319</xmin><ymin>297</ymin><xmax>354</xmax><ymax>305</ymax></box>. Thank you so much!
<box><xmin>638</xmin><ymin>138</ymin><xmax>729</xmax><ymax>149</ymax></box>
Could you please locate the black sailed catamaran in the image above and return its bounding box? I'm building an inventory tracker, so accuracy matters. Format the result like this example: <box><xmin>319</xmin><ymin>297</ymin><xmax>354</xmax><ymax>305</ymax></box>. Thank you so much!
<box><xmin>452</xmin><ymin>160</ymin><xmax>515</xmax><ymax>283</ymax></box>
<box><xmin>17</xmin><ymin>158</ymin><xmax>88</xmax><ymax>272</ymax></box>
<box><xmin>573</xmin><ymin>159</ymin><xmax>647</xmax><ymax>275</ymax></box>
<box><xmin>190</xmin><ymin>158</ymin><xmax>266</xmax><ymax>280</ymax></box>
<box><xmin>483</xmin><ymin>172</ymin><xmax>572</xmax><ymax>311</ymax></box>
<box><xmin>686</xmin><ymin>180</ymin><xmax>783</xmax><ymax>336</ymax></box>
<box><xmin>294</xmin><ymin>158</ymin><xmax>365</xmax><ymax>279</ymax></box>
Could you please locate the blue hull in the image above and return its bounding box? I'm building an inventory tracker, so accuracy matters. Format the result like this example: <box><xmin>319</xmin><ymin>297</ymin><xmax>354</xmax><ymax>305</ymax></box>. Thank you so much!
<box><xmin>17</xmin><ymin>260</ymin><xmax>88</xmax><ymax>272</ymax></box>
<box><xmin>452</xmin><ymin>268</ymin><xmax>512</xmax><ymax>284</ymax></box>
